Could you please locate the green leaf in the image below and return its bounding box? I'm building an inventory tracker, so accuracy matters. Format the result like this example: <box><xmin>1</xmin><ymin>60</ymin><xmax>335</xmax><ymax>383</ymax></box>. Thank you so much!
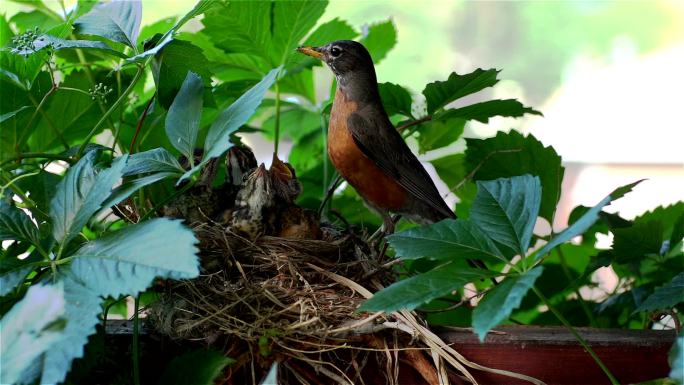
<box><xmin>1</xmin><ymin>245</ymin><xmax>43</xmax><ymax>296</ymax></box>
<box><xmin>10</xmin><ymin>33</ymin><xmax>126</xmax><ymax>58</ymax></box>
<box><xmin>180</xmin><ymin>67</ymin><xmax>280</xmax><ymax>182</ymax></box>
<box><xmin>270</xmin><ymin>0</ymin><xmax>328</xmax><ymax>66</ymax></box>
<box><xmin>635</xmin><ymin>272</ymin><xmax>684</xmax><ymax>313</ymax></box>
<box><xmin>301</xmin><ymin>17</ymin><xmax>357</xmax><ymax>48</ymax></box>
<box><xmin>0</xmin><ymin>265</ymin><xmax>31</xmax><ymax>297</ymax></box>
<box><xmin>0</xmin><ymin>106</ymin><xmax>31</xmax><ymax>123</ymax></box>
<box><xmin>138</xmin><ymin>17</ymin><xmax>176</xmax><ymax>45</ymax></box>
<box><xmin>29</xmin><ymin>70</ymin><xmax>112</xmax><ymax>151</ymax></box>
<box><xmin>438</xmin><ymin>99</ymin><xmax>542</xmax><ymax>124</ymax></box>
<box><xmin>470</xmin><ymin>175</ymin><xmax>541</xmax><ymax>257</ymax></box>
<box><xmin>535</xmin><ymin>180</ymin><xmax>643</xmax><ymax>260</ymax></box>
<box><xmin>670</xmin><ymin>214</ymin><xmax>684</xmax><ymax>253</ymax></box>
<box><xmin>612</xmin><ymin>220</ymin><xmax>664</xmax><ymax>263</ymax></box>
<box><xmin>379</xmin><ymin>82</ymin><xmax>413</xmax><ymax>118</ymax></box>
<box><xmin>465</xmin><ymin>131</ymin><xmax>564</xmax><ymax>222</ymax></box>
<box><xmin>67</xmin><ymin>218</ymin><xmax>199</xmax><ymax>296</ymax></box>
<box><xmin>262</xmin><ymin>363</ymin><xmax>279</xmax><ymax>385</ymax></box>
<box><xmin>0</xmin><ymin>200</ymin><xmax>40</xmax><ymax>245</ymax></box>
<box><xmin>634</xmin><ymin>203</ymin><xmax>684</xmax><ymax>234</ymax></box>
<box><xmin>388</xmin><ymin>219</ymin><xmax>506</xmax><ymax>263</ymax></box>
<box><xmin>71</xmin><ymin>0</ymin><xmax>97</xmax><ymax>19</ymax></box>
<box><xmin>125</xmin><ymin>33</ymin><xmax>174</xmax><ymax>63</ymax></box>
<box><xmin>670</xmin><ymin>337</ymin><xmax>683</xmax><ymax>384</ymax></box>
<box><xmin>49</xmin><ymin>152</ymin><xmax>128</xmax><ymax>246</ymax></box>
<box><xmin>0</xmin><ymin>14</ymin><xmax>11</xmax><ymax>46</ymax></box>
<box><xmin>99</xmin><ymin>172</ymin><xmax>179</xmax><ymax>214</ymax></box>
<box><xmin>283</xmin><ymin>66</ymin><xmax>319</xmax><ymax>100</ymax></box>
<box><xmin>422</xmin><ymin>69</ymin><xmax>500</xmax><ymax>115</ymax></box>
<box><xmin>165</xmin><ymin>71</ymin><xmax>203</xmax><ymax>160</ymax></box>
<box><xmin>201</xmin><ymin>2</ymin><xmax>272</xmax><ymax>59</ymax></box>
<box><xmin>1</xmin><ymin>35</ymin><xmax>49</xmax><ymax>90</ymax></box>
<box><xmin>157</xmin><ymin>349</ymin><xmax>234</xmax><ymax>385</ymax></box>
<box><xmin>416</xmin><ymin>116</ymin><xmax>465</xmax><ymax>154</ymax></box>
<box><xmin>41</xmin><ymin>218</ymin><xmax>199</xmax><ymax>384</ymax></box>
<box><xmin>74</xmin><ymin>0</ymin><xmax>142</xmax><ymax>48</ymax></box>
<box><xmin>123</xmin><ymin>148</ymin><xmax>184</xmax><ymax>176</ymax></box>
<box><xmin>15</xmin><ymin>170</ymin><xmax>61</xmax><ymax>213</ymax></box>
<box><xmin>153</xmin><ymin>39</ymin><xmax>213</xmax><ymax>109</ymax></box>
<box><xmin>360</xmin><ymin>264</ymin><xmax>495</xmax><ymax>312</ymax></box>
<box><xmin>39</xmin><ymin>277</ymin><xmax>101</xmax><ymax>384</ymax></box>
<box><xmin>154</xmin><ymin>39</ymin><xmax>213</xmax><ymax>109</ymax></box>
<box><xmin>175</xmin><ymin>0</ymin><xmax>219</xmax><ymax>31</ymax></box>
<box><xmin>430</xmin><ymin>153</ymin><xmax>466</xmax><ymax>189</ymax></box>
<box><xmin>472</xmin><ymin>266</ymin><xmax>544</xmax><ymax>341</ymax></box>
<box><xmin>360</xmin><ymin>20</ymin><xmax>397</xmax><ymax>64</ymax></box>
<box><xmin>9</xmin><ymin>10</ymin><xmax>60</xmax><ymax>32</ymax></box>
<box><xmin>262</xmin><ymin>106</ymin><xmax>321</xmax><ymax>142</ymax></box>
<box><xmin>629</xmin><ymin>203</ymin><xmax>684</xmax><ymax>254</ymax></box>
<box><xmin>0</xmin><ymin>283</ymin><xmax>66</xmax><ymax>385</ymax></box>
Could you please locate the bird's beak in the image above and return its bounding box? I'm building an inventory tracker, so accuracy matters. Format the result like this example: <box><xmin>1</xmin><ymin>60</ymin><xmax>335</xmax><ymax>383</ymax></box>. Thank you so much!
<box><xmin>296</xmin><ymin>46</ymin><xmax>323</xmax><ymax>60</ymax></box>
<box><xmin>270</xmin><ymin>153</ymin><xmax>293</xmax><ymax>182</ymax></box>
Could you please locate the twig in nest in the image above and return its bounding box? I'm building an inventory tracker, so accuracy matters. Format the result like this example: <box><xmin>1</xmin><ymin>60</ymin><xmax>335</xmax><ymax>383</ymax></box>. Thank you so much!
<box><xmin>318</xmin><ymin>174</ymin><xmax>342</xmax><ymax>217</ymax></box>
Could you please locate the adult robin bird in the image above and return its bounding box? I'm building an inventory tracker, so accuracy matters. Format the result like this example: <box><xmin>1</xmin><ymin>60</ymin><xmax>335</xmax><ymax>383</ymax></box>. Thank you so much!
<box><xmin>297</xmin><ymin>40</ymin><xmax>455</xmax><ymax>232</ymax></box>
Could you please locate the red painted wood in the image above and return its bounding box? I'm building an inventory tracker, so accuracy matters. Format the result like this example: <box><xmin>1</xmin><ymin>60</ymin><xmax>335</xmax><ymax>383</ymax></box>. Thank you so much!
<box><xmin>437</xmin><ymin>326</ymin><xmax>676</xmax><ymax>385</ymax></box>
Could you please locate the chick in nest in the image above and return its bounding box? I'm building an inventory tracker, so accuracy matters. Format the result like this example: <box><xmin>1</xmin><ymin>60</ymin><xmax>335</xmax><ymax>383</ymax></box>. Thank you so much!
<box><xmin>231</xmin><ymin>164</ymin><xmax>275</xmax><ymax>239</ymax></box>
<box><xmin>230</xmin><ymin>154</ymin><xmax>320</xmax><ymax>240</ymax></box>
<box><xmin>270</xmin><ymin>154</ymin><xmax>321</xmax><ymax>240</ymax></box>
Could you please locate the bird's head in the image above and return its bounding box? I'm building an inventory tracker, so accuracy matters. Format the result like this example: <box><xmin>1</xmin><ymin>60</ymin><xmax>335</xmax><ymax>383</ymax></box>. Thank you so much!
<box><xmin>297</xmin><ymin>40</ymin><xmax>375</xmax><ymax>80</ymax></box>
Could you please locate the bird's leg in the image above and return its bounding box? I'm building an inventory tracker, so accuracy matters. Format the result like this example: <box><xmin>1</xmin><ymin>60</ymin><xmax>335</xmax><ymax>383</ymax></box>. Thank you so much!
<box><xmin>376</xmin><ymin>214</ymin><xmax>402</xmax><ymax>262</ymax></box>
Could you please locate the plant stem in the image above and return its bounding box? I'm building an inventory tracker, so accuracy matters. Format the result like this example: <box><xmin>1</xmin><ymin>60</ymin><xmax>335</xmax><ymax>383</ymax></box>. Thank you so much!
<box><xmin>132</xmin><ymin>296</ymin><xmax>141</xmax><ymax>385</ymax></box>
<box><xmin>397</xmin><ymin>115</ymin><xmax>431</xmax><ymax>133</ymax></box>
<box><xmin>0</xmin><ymin>152</ymin><xmax>73</xmax><ymax>168</ymax></box>
<box><xmin>554</xmin><ymin>246</ymin><xmax>598</xmax><ymax>327</ymax></box>
<box><xmin>77</xmin><ymin>66</ymin><xmax>144</xmax><ymax>158</ymax></box>
<box><xmin>128</xmin><ymin>96</ymin><xmax>155</xmax><ymax>154</ymax></box>
<box><xmin>71</xmin><ymin>39</ymin><xmax>118</xmax><ymax>134</ymax></box>
<box><xmin>58</xmin><ymin>86</ymin><xmax>92</xmax><ymax>97</ymax></box>
<box><xmin>533</xmin><ymin>286</ymin><xmax>620</xmax><ymax>385</ymax></box>
<box><xmin>0</xmin><ymin>172</ymin><xmax>40</xmax><ymax>215</ymax></box>
<box><xmin>26</xmin><ymin>91</ymin><xmax>69</xmax><ymax>151</ymax></box>
<box><xmin>274</xmin><ymin>80</ymin><xmax>281</xmax><ymax>155</ymax></box>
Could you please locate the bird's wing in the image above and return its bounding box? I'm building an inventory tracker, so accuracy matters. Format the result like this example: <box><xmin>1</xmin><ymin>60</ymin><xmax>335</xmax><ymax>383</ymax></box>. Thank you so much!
<box><xmin>346</xmin><ymin>108</ymin><xmax>455</xmax><ymax>219</ymax></box>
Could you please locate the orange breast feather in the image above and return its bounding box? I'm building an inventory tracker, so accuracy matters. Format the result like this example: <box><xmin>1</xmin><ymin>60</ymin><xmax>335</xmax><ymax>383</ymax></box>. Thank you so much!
<box><xmin>328</xmin><ymin>88</ymin><xmax>406</xmax><ymax>210</ymax></box>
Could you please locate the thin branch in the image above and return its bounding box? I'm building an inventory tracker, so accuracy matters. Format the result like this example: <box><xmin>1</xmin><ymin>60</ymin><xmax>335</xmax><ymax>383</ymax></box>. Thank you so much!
<box><xmin>77</xmin><ymin>66</ymin><xmax>144</xmax><ymax>157</ymax></box>
<box><xmin>533</xmin><ymin>286</ymin><xmax>620</xmax><ymax>385</ymax></box>
<box><xmin>397</xmin><ymin>115</ymin><xmax>431</xmax><ymax>132</ymax></box>
<box><xmin>58</xmin><ymin>86</ymin><xmax>91</xmax><ymax>97</ymax></box>
<box><xmin>555</xmin><ymin>245</ymin><xmax>598</xmax><ymax>327</ymax></box>
<box><xmin>318</xmin><ymin>174</ymin><xmax>342</xmax><ymax>217</ymax></box>
<box><xmin>0</xmin><ymin>152</ymin><xmax>73</xmax><ymax>168</ymax></box>
<box><xmin>128</xmin><ymin>95</ymin><xmax>155</xmax><ymax>154</ymax></box>
<box><xmin>26</xmin><ymin>92</ymin><xmax>69</xmax><ymax>151</ymax></box>
<box><xmin>274</xmin><ymin>80</ymin><xmax>282</xmax><ymax>154</ymax></box>
<box><xmin>446</xmin><ymin>148</ymin><xmax>523</xmax><ymax>196</ymax></box>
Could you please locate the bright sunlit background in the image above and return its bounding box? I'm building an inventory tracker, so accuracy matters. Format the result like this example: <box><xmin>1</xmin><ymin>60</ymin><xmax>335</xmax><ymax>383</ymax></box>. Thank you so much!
<box><xmin>6</xmin><ymin>0</ymin><xmax>683</xmax><ymax>229</ymax></box>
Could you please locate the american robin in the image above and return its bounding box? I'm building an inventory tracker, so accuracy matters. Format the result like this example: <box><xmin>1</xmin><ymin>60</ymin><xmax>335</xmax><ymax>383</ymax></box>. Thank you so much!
<box><xmin>297</xmin><ymin>41</ymin><xmax>455</xmax><ymax>232</ymax></box>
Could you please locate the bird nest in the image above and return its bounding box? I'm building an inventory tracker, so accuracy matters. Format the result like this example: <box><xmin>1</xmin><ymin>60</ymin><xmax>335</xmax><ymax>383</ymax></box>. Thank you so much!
<box><xmin>133</xmin><ymin>147</ymin><xmax>542</xmax><ymax>385</ymax></box>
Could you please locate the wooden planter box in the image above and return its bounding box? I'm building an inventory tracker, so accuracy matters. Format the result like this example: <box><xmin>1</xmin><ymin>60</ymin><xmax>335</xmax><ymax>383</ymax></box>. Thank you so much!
<box><xmin>437</xmin><ymin>326</ymin><xmax>675</xmax><ymax>385</ymax></box>
<box><xmin>106</xmin><ymin>322</ymin><xmax>675</xmax><ymax>385</ymax></box>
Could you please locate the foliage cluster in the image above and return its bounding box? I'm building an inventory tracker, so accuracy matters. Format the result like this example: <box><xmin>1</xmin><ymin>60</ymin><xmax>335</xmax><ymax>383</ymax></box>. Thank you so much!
<box><xmin>0</xmin><ymin>1</ymin><xmax>681</xmax><ymax>384</ymax></box>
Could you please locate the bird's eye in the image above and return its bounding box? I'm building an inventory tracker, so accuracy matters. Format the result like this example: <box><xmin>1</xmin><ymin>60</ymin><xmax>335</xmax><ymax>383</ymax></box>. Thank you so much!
<box><xmin>330</xmin><ymin>46</ymin><xmax>342</xmax><ymax>57</ymax></box>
